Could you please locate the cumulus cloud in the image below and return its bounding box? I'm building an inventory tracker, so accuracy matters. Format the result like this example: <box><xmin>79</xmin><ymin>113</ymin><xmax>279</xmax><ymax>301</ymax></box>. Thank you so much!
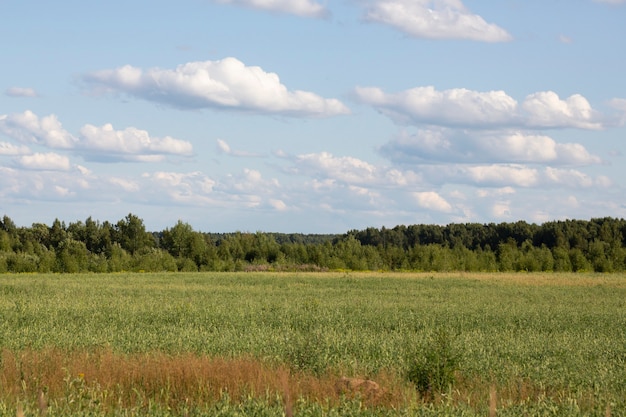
<box><xmin>413</xmin><ymin>191</ymin><xmax>453</xmax><ymax>212</ymax></box>
<box><xmin>216</xmin><ymin>139</ymin><xmax>263</xmax><ymax>157</ymax></box>
<box><xmin>490</xmin><ymin>201</ymin><xmax>512</xmax><ymax>218</ymax></box>
<box><xmin>543</xmin><ymin>167</ymin><xmax>611</xmax><ymax>188</ymax></box>
<box><xmin>380</xmin><ymin>129</ymin><xmax>601</xmax><ymax>166</ymax></box>
<box><xmin>363</xmin><ymin>0</ymin><xmax>512</xmax><ymax>42</ymax></box>
<box><xmin>78</xmin><ymin>123</ymin><xmax>193</xmax><ymax>160</ymax></box>
<box><xmin>140</xmin><ymin>171</ymin><xmax>218</xmax><ymax>206</ymax></box>
<box><xmin>426</xmin><ymin>163</ymin><xmax>610</xmax><ymax>190</ymax></box>
<box><xmin>0</xmin><ymin>111</ymin><xmax>77</xmax><ymax>148</ymax></box>
<box><xmin>0</xmin><ymin>141</ymin><xmax>30</xmax><ymax>156</ymax></box>
<box><xmin>355</xmin><ymin>86</ymin><xmax>606</xmax><ymax>129</ymax></box>
<box><xmin>108</xmin><ymin>177</ymin><xmax>140</xmax><ymax>192</ymax></box>
<box><xmin>140</xmin><ymin>168</ymin><xmax>287</xmax><ymax>210</ymax></box>
<box><xmin>522</xmin><ymin>91</ymin><xmax>602</xmax><ymax>129</ymax></box>
<box><xmin>0</xmin><ymin>111</ymin><xmax>193</xmax><ymax>162</ymax></box>
<box><xmin>290</xmin><ymin>151</ymin><xmax>421</xmax><ymax>187</ymax></box>
<box><xmin>464</xmin><ymin>164</ymin><xmax>539</xmax><ymax>187</ymax></box>
<box><xmin>14</xmin><ymin>152</ymin><xmax>71</xmax><ymax>171</ymax></box>
<box><xmin>213</xmin><ymin>0</ymin><xmax>329</xmax><ymax>17</ymax></box>
<box><xmin>476</xmin><ymin>187</ymin><xmax>515</xmax><ymax>198</ymax></box>
<box><xmin>5</xmin><ymin>87</ymin><xmax>39</xmax><ymax>98</ymax></box>
<box><xmin>83</xmin><ymin>57</ymin><xmax>350</xmax><ymax>117</ymax></box>
<box><xmin>0</xmin><ymin>164</ymin><xmax>110</xmax><ymax>202</ymax></box>
<box><xmin>355</xmin><ymin>86</ymin><xmax>517</xmax><ymax>128</ymax></box>
<box><xmin>295</xmin><ymin>152</ymin><xmax>378</xmax><ymax>184</ymax></box>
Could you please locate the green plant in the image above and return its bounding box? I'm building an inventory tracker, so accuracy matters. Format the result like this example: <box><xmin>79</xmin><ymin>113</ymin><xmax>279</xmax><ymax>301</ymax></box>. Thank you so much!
<box><xmin>407</xmin><ymin>329</ymin><xmax>461</xmax><ymax>396</ymax></box>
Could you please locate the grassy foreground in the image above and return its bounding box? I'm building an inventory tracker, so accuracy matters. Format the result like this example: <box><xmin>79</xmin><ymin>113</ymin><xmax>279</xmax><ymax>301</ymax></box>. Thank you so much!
<box><xmin>0</xmin><ymin>272</ymin><xmax>625</xmax><ymax>416</ymax></box>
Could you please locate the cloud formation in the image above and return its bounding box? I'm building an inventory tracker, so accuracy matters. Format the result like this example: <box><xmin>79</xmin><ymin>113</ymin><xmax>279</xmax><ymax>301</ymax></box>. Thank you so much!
<box><xmin>0</xmin><ymin>111</ymin><xmax>76</xmax><ymax>148</ymax></box>
<box><xmin>15</xmin><ymin>152</ymin><xmax>71</xmax><ymax>171</ymax></box>
<box><xmin>289</xmin><ymin>151</ymin><xmax>422</xmax><ymax>187</ymax></box>
<box><xmin>363</xmin><ymin>0</ymin><xmax>512</xmax><ymax>42</ymax></box>
<box><xmin>83</xmin><ymin>58</ymin><xmax>350</xmax><ymax>117</ymax></box>
<box><xmin>355</xmin><ymin>86</ymin><xmax>605</xmax><ymax>129</ymax></box>
<box><xmin>5</xmin><ymin>87</ymin><xmax>39</xmax><ymax>98</ymax></box>
<box><xmin>0</xmin><ymin>111</ymin><xmax>193</xmax><ymax>162</ymax></box>
<box><xmin>413</xmin><ymin>191</ymin><xmax>452</xmax><ymax>212</ymax></box>
<box><xmin>79</xmin><ymin>124</ymin><xmax>193</xmax><ymax>161</ymax></box>
<box><xmin>213</xmin><ymin>0</ymin><xmax>329</xmax><ymax>17</ymax></box>
<box><xmin>216</xmin><ymin>139</ymin><xmax>263</xmax><ymax>157</ymax></box>
<box><xmin>0</xmin><ymin>142</ymin><xmax>30</xmax><ymax>156</ymax></box>
<box><xmin>380</xmin><ymin>129</ymin><xmax>601</xmax><ymax>166</ymax></box>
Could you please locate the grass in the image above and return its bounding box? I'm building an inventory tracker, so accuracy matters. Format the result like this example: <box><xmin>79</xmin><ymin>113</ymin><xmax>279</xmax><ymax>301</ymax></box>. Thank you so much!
<box><xmin>0</xmin><ymin>272</ymin><xmax>625</xmax><ymax>415</ymax></box>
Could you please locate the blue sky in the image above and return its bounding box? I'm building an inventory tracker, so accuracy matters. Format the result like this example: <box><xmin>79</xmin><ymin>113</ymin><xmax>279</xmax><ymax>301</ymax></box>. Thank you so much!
<box><xmin>1</xmin><ymin>0</ymin><xmax>625</xmax><ymax>233</ymax></box>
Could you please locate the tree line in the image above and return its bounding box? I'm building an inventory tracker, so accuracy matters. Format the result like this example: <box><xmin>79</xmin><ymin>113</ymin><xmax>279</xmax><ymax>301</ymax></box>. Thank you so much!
<box><xmin>1</xmin><ymin>214</ymin><xmax>625</xmax><ymax>273</ymax></box>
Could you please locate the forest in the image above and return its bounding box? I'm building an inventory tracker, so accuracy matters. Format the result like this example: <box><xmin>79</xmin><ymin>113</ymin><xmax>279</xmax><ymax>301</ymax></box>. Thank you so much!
<box><xmin>1</xmin><ymin>214</ymin><xmax>626</xmax><ymax>273</ymax></box>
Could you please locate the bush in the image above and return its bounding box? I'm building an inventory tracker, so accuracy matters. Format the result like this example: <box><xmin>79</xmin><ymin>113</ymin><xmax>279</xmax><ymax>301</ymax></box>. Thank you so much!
<box><xmin>285</xmin><ymin>331</ymin><xmax>327</xmax><ymax>376</ymax></box>
<box><xmin>407</xmin><ymin>330</ymin><xmax>461</xmax><ymax>396</ymax></box>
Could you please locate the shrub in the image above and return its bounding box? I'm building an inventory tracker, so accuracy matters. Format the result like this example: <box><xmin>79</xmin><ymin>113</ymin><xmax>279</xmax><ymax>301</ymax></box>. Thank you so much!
<box><xmin>407</xmin><ymin>330</ymin><xmax>461</xmax><ymax>396</ymax></box>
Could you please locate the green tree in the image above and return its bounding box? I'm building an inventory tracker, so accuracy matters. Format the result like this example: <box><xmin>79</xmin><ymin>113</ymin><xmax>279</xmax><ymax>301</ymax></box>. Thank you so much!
<box><xmin>161</xmin><ymin>220</ymin><xmax>195</xmax><ymax>258</ymax></box>
<box><xmin>1</xmin><ymin>215</ymin><xmax>17</xmax><ymax>235</ymax></box>
<box><xmin>116</xmin><ymin>213</ymin><xmax>154</xmax><ymax>255</ymax></box>
<box><xmin>55</xmin><ymin>238</ymin><xmax>89</xmax><ymax>273</ymax></box>
<box><xmin>49</xmin><ymin>218</ymin><xmax>67</xmax><ymax>249</ymax></box>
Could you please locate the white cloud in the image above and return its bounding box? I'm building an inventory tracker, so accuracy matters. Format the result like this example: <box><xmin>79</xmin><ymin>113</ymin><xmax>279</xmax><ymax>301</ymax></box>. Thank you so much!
<box><xmin>140</xmin><ymin>169</ymin><xmax>288</xmax><ymax>210</ymax></box>
<box><xmin>214</xmin><ymin>0</ymin><xmax>329</xmax><ymax>17</ymax></box>
<box><xmin>216</xmin><ymin>138</ymin><xmax>263</xmax><ymax>157</ymax></box>
<box><xmin>355</xmin><ymin>86</ymin><xmax>606</xmax><ymax>129</ymax></box>
<box><xmin>78</xmin><ymin>123</ymin><xmax>193</xmax><ymax>159</ymax></box>
<box><xmin>291</xmin><ymin>151</ymin><xmax>422</xmax><ymax>187</ymax></box>
<box><xmin>380</xmin><ymin>129</ymin><xmax>601</xmax><ymax>166</ymax></box>
<box><xmin>363</xmin><ymin>0</ymin><xmax>512</xmax><ymax>42</ymax></box>
<box><xmin>143</xmin><ymin>171</ymin><xmax>218</xmax><ymax>205</ymax></box>
<box><xmin>543</xmin><ymin>167</ymin><xmax>610</xmax><ymax>188</ymax></box>
<box><xmin>269</xmin><ymin>199</ymin><xmax>288</xmax><ymax>211</ymax></box>
<box><xmin>216</xmin><ymin>139</ymin><xmax>231</xmax><ymax>154</ymax></box>
<box><xmin>355</xmin><ymin>86</ymin><xmax>517</xmax><ymax>128</ymax></box>
<box><xmin>491</xmin><ymin>201</ymin><xmax>512</xmax><ymax>218</ymax></box>
<box><xmin>84</xmin><ymin>57</ymin><xmax>350</xmax><ymax>117</ymax></box>
<box><xmin>5</xmin><ymin>87</ymin><xmax>39</xmax><ymax>98</ymax></box>
<box><xmin>464</xmin><ymin>164</ymin><xmax>539</xmax><ymax>187</ymax></box>
<box><xmin>220</xmin><ymin>169</ymin><xmax>282</xmax><ymax>199</ymax></box>
<box><xmin>480</xmin><ymin>132</ymin><xmax>601</xmax><ymax>165</ymax></box>
<box><xmin>413</xmin><ymin>191</ymin><xmax>453</xmax><ymax>212</ymax></box>
<box><xmin>476</xmin><ymin>187</ymin><xmax>515</xmax><ymax>198</ymax></box>
<box><xmin>54</xmin><ymin>185</ymin><xmax>72</xmax><ymax>197</ymax></box>
<box><xmin>0</xmin><ymin>111</ymin><xmax>77</xmax><ymax>148</ymax></box>
<box><xmin>593</xmin><ymin>0</ymin><xmax>626</xmax><ymax>4</ymax></box>
<box><xmin>522</xmin><ymin>91</ymin><xmax>602</xmax><ymax>129</ymax></box>
<box><xmin>14</xmin><ymin>152</ymin><xmax>71</xmax><ymax>171</ymax></box>
<box><xmin>109</xmin><ymin>177</ymin><xmax>140</xmax><ymax>192</ymax></box>
<box><xmin>295</xmin><ymin>152</ymin><xmax>378</xmax><ymax>184</ymax></box>
<box><xmin>0</xmin><ymin>111</ymin><xmax>193</xmax><ymax>162</ymax></box>
<box><xmin>0</xmin><ymin>141</ymin><xmax>30</xmax><ymax>156</ymax></box>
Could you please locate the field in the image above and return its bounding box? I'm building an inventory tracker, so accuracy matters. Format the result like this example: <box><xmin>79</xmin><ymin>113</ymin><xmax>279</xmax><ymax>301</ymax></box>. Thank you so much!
<box><xmin>1</xmin><ymin>272</ymin><xmax>625</xmax><ymax>416</ymax></box>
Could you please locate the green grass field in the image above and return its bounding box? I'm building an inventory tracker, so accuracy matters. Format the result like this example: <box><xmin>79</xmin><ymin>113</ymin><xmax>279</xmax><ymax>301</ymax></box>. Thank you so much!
<box><xmin>1</xmin><ymin>272</ymin><xmax>625</xmax><ymax>416</ymax></box>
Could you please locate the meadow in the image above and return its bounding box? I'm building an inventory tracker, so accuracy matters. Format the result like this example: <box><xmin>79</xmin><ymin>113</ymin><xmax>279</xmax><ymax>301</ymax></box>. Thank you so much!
<box><xmin>0</xmin><ymin>272</ymin><xmax>625</xmax><ymax>416</ymax></box>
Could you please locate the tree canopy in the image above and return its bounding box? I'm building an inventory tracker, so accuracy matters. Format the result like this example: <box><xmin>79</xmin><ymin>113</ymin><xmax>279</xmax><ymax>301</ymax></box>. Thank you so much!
<box><xmin>1</xmin><ymin>214</ymin><xmax>625</xmax><ymax>273</ymax></box>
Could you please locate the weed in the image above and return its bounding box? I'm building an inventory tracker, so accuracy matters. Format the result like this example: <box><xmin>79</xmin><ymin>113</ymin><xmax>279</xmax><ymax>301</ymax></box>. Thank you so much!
<box><xmin>406</xmin><ymin>330</ymin><xmax>461</xmax><ymax>396</ymax></box>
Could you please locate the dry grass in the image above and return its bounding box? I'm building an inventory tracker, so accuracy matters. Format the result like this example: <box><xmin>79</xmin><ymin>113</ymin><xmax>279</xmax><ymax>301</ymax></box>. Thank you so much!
<box><xmin>334</xmin><ymin>271</ymin><xmax>626</xmax><ymax>288</ymax></box>
<box><xmin>2</xmin><ymin>348</ymin><xmax>615</xmax><ymax>414</ymax></box>
<box><xmin>0</xmin><ymin>348</ymin><xmax>410</xmax><ymax>412</ymax></box>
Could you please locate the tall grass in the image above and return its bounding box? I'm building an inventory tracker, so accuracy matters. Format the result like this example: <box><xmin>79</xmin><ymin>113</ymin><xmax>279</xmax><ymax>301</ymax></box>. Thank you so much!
<box><xmin>1</xmin><ymin>272</ymin><xmax>625</xmax><ymax>415</ymax></box>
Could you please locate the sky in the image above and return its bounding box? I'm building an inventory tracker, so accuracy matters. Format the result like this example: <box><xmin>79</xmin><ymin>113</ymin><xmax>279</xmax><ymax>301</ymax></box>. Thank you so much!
<box><xmin>1</xmin><ymin>0</ymin><xmax>626</xmax><ymax>233</ymax></box>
